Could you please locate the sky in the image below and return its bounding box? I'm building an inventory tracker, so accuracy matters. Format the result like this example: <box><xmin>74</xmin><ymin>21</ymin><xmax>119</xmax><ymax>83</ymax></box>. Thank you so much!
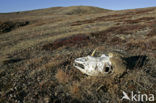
<box><xmin>0</xmin><ymin>0</ymin><xmax>156</xmax><ymax>13</ymax></box>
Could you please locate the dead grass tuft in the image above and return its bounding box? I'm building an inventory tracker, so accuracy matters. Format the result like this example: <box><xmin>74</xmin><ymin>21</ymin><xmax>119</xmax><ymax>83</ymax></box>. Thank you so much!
<box><xmin>55</xmin><ymin>69</ymin><xmax>70</xmax><ymax>84</ymax></box>
<box><xmin>44</xmin><ymin>59</ymin><xmax>67</xmax><ymax>69</ymax></box>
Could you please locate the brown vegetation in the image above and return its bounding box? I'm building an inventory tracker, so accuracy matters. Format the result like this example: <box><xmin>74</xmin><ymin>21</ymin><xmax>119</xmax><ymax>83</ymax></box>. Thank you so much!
<box><xmin>70</xmin><ymin>82</ymin><xmax>80</xmax><ymax>98</ymax></box>
<box><xmin>42</xmin><ymin>34</ymin><xmax>90</xmax><ymax>50</ymax></box>
<box><xmin>124</xmin><ymin>17</ymin><xmax>155</xmax><ymax>24</ymax></box>
<box><xmin>0</xmin><ymin>6</ymin><xmax>156</xmax><ymax>103</ymax></box>
<box><xmin>147</xmin><ymin>21</ymin><xmax>156</xmax><ymax>37</ymax></box>
<box><xmin>126</xmin><ymin>38</ymin><xmax>156</xmax><ymax>50</ymax></box>
<box><xmin>55</xmin><ymin>69</ymin><xmax>70</xmax><ymax>84</ymax></box>
<box><xmin>71</xmin><ymin>8</ymin><xmax>155</xmax><ymax>26</ymax></box>
<box><xmin>91</xmin><ymin>24</ymin><xmax>147</xmax><ymax>38</ymax></box>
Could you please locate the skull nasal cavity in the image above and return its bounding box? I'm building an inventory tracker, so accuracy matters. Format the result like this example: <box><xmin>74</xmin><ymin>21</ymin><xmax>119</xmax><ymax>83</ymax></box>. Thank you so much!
<box><xmin>105</xmin><ymin>67</ymin><xmax>110</xmax><ymax>72</ymax></box>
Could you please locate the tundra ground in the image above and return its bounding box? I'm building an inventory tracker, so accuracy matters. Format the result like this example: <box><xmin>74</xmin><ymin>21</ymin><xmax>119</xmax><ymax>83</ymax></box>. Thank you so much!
<box><xmin>0</xmin><ymin>6</ymin><xmax>156</xmax><ymax>103</ymax></box>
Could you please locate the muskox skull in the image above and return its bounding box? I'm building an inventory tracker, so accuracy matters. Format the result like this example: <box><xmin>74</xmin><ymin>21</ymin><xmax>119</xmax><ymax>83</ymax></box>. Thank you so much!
<box><xmin>73</xmin><ymin>49</ymin><xmax>127</xmax><ymax>77</ymax></box>
<box><xmin>73</xmin><ymin>53</ymin><xmax>114</xmax><ymax>76</ymax></box>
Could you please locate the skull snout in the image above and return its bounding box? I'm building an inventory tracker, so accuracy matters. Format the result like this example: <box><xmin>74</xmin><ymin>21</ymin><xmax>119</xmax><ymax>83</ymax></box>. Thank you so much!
<box><xmin>74</xmin><ymin>57</ymin><xmax>87</xmax><ymax>70</ymax></box>
<box><xmin>73</xmin><ymin>62</ymin><xmax>85</xmax><ymax>69</ymax></box>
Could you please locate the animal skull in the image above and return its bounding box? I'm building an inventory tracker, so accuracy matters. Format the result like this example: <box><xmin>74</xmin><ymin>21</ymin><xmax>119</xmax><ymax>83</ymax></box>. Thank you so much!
<box><xmin>73</xmin><ymin>54</ymin><xmax>114</xmax><ymax>76</ymax></box>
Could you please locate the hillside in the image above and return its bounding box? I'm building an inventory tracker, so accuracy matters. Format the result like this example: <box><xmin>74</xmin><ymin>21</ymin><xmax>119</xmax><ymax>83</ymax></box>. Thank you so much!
<box><xmin>0</xmin><ymin>6</ymin><xmax>110</xmax><ymax>20</ymax></box>
<box><xmin>0</xmin><ymin>6</ymin><xmax>156</xmax><ymax>103</ymax></box>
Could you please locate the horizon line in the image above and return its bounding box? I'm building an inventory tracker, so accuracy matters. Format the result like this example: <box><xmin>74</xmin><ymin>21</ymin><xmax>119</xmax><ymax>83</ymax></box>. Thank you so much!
<box><xmin>0</xmin><ymin>5</ymin><xmax>156</xmax><ymax>13</ymax></box>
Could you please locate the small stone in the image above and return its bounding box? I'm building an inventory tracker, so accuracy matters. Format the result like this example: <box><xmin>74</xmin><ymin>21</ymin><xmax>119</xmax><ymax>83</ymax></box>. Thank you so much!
<box><xmin>55</xmin><ymin>92</ymin><xmax>57</xmax><ymax>96</ymax></box>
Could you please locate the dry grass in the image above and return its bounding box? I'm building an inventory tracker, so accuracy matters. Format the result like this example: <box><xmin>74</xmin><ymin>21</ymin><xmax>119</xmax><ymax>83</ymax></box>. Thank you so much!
<box><xmin>71</xmin><ymin>13</ymin><xmax>130</xmax><ymax>26</ymax></box>
<box><xmin>42</xmin><ymin>34</ymin><xmax>90</xmax><ymax>51</ymax></box>
<box><xmin>0</xmin><ymin>6</ymin><xmax>156</xmax><ymax>103</ymax></box>
<box><xmin>55</xmin><ymin>69</ymin><xmax>70</xmax><ymax>84</ymax></box>
<box><xmin>69</xmin><ymin>82</ymin><xmax>81</xmax><ymax>98</ymax></box>
<box><xmin>126</xmin><ymin>37</ymin><xmax>156</xmax><ymax>50</ymax></box>
<box><xmin>147</xmin><ymin>21</ymin><xmax>156</xmax><ymax>37</ymax></box>
<box><xmin>126</xmin><ymin>39</ymin><xmax>148</xmax><ymax>49</ymax></box>
<box><xmin>124</xmin><ymin>17</ymin><xmax>155</xmax><ymax>24</ymax></box>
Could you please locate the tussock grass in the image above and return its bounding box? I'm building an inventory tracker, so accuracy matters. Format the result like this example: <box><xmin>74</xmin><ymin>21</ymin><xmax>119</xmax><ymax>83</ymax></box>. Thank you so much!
<box><xmin>55</xmin><ymin>69</ymin><xmax>70</xmax><ymax>84</ymax></box>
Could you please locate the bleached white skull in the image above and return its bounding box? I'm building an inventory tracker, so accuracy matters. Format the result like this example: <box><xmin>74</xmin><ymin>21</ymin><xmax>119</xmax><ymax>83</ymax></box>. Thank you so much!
<box><xmin>73</xmin><ymin>54</ymin><xmax>114</xmax><ymax>76</ymax></box>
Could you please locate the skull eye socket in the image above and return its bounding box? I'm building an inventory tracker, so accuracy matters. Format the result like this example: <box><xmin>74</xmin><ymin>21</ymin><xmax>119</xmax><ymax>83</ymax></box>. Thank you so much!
<box><xmin>105</xmin><ymin>67</ymin><xmax>110</xmax><ymax>72</ymax></box>
<box><xmin>104</xmin><ymin>66</ymin><xmax>113</xmax><ymax>73</ymax></box>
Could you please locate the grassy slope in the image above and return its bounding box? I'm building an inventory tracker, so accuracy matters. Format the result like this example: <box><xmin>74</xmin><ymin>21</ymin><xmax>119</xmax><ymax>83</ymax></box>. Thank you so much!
<box><xmin>0</xmin><ymin>6</ymin><xmax>156</xmax><ymax>103</ymax></box>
